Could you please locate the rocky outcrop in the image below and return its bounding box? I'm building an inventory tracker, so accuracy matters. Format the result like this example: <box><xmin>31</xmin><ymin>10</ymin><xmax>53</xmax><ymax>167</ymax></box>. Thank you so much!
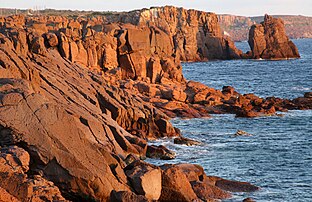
<box><xmin>1</xmin><ymin>13</ymin><xmax>183</xmax><ymax>84</ymax></box>
<box><xmin>0</xmin><ymin>25</ymin><xmax>179</xmax><ymax>200</ymax></box>
<box><xmin>107</xmin><ymin>6</ymin><xmax>243</xmax><ymax>61</ymax></box>
<box><xmin>219</xmin><ymin>14</ymin><xmax>312</xmax><ymax>41</ymax></box>
<box><xmin>248</xmin><ymin>14</ymin><xmax>300</xmax><ymax>59</ymax></box>
<box><xmin>0</xmin><ymin>146</ymin><xmax>67</xmax><ymax>201</ymax></box>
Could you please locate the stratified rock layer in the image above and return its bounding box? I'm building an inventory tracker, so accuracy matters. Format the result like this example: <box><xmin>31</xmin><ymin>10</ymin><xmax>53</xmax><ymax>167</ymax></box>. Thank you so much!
<box><xmin>248</xmin><ymin>14</ymin><xmax>300</xmax><ymax>59</ymax></box>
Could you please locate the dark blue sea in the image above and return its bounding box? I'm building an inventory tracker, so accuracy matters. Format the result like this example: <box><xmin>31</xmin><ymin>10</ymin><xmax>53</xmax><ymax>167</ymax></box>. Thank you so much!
<box><xmin>146</xmin><ymin>39</ymin><xmax>312</xmax><ymax>202</ymax></box>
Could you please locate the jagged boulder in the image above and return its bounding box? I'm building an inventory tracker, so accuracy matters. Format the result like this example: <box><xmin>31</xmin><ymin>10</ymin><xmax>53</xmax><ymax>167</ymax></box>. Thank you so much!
<box><xmin>248</xmin><ymin>14</ymin><xmax>300</xmax><ymax>59</ymax></box>
<box><xmin>125</xmin><ymin>161</ymin><xmax>162</xmax><ymax>200</ymax></box>
<box><xmin>159</xmin><ymin>164</ymin><xmax>198</xmax><ymax>201</ymax></box>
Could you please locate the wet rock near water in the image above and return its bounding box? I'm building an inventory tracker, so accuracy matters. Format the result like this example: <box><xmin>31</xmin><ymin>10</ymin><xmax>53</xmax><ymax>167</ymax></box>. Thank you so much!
<box><xmin>174</xmin><ymin>136</ymin><xmax>202</xmax><ymax>146</ymax></box>
<box><xmin>243</xmin><ymin>198</ymin><xmax>256</xmax><ymax>202</ymax></box>
<box><xmin>146</xmin><ymin>145</ymin><xmax>176</xmax><ymax>160</ymax></box>
<box><xmin>234</xmin><ymin>130</ymin><xmax>253</xmax><ymax>137</ymax></box>
<box><xmin>215</xmin><ymin>179</ymin><xmax>260</xmax><ymax>192</ymax></box>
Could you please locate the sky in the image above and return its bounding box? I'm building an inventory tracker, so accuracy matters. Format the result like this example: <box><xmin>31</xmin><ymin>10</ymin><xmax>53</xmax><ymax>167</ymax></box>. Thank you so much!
<box><xmin>2</xmin><ymin>0</ymin><xmax>312</xmax><ymax>17</ymax></box>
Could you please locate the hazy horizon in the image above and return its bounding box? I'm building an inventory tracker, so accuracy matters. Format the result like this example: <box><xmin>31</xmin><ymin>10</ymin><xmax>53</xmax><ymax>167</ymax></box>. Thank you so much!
<box><xmin>1</xmin><ymin>0</ymin><xmax>312</xmax><ymax>17</ymax></box>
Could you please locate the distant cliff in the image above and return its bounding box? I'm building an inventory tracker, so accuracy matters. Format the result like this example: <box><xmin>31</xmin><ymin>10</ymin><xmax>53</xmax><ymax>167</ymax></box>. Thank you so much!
<box><xmin>219</xmin><ymin>14</ymin><xmax>312</xmax><ymax>41</ymax></box>
<box><xmin>105</xmin><ymin>6</ymin><xmax>243</xmax><ymax>61</ymax></box>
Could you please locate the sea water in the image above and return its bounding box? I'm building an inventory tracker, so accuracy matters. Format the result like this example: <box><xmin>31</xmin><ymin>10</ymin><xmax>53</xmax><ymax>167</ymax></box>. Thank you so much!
<box><xmin>146</xmin><ymin>39</ymin><xmax>312</xmax><ymax>202</ymax></box>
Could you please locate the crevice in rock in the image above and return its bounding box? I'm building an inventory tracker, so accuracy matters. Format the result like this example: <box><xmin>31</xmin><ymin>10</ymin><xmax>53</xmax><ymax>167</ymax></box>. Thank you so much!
<box><xmin>79</xmin><ymin>116</ymin><xmax>105</xmax><ymax>147</ymax></box>
<box><xmin>65</xmin><ymin>80</ymin><xmax>97</xmax><ymax>106</ymax></box>
<box><xmin>96</xmin><ymin>91</ymin><xmax>118</xmax><ymax>119</ymax></box>
<box><xmin>109</xmin><ymin>125</ymin><xmax>128</xmax><ymax>151</ymax></box>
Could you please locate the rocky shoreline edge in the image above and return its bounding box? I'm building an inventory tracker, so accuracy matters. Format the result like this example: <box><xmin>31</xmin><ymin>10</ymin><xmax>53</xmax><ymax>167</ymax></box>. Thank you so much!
<box><xmin>0</xmin><ymin>6</ymin><xmax>311</xmax><ymax>201</ymax></box>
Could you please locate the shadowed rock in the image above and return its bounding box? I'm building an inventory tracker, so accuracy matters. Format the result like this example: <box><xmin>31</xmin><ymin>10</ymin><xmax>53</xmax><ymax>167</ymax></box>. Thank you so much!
<box><xmin>146</xmin><ymin>145</ymin><xmax>176</xmax><ymax>160</ymax></box>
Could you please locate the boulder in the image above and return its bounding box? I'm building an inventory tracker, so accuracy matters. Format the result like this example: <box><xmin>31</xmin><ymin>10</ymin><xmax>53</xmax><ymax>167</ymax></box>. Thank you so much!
<box><xmin>159</xmin><ymin>164</ymin><xmax>198</xmax><ymax>201</ymax></box>
<box><xmin>172</xmin><ymin>88</ymin><xmax>187</xmax><ymax>102</ymax></box>
<box><xmin>222</xmin><ymin>86</ymin><xmax>237</xmax><ymax>96</ymax></box>
<box><xmin>125</xmin><ymin>161</ymin><xmax>162</xmax><ymax>200</ymax></box>
<box><xmin>243</xmin><ymin>198</ymin><xmax>256</xmax><ymax>202</ymax></box>
<box><xmin>28</xmin><ymin>34</ymin><xmax>47</xmax><ymax>56</ymax></box>
<box><xmin>234</xmin><ymin>130</ymin><xmax>253</xmax><ymax>137</ymax></box>
<box><xmin>174</xmin><ymin>163</ymin><xmax>205</xmax><ymax>182</ymax></box>
<box><xmin>155</xmin><ymin>118</ymin><xmax>177</xmax><ymax>137</ymax></box>
<box><xmin>191</xmin><ymin>181</ymin><xmax>231</xmax><ymax>200</ymax></box>
<box><xmin>248</xmin><ymin>14</ymin><xmax>300</xmax><ymax>59</ymax></box>
<box><xmin>45</xmin><ymin>32</ymin><xmax>58</xmax><ymax>47</ymax></box>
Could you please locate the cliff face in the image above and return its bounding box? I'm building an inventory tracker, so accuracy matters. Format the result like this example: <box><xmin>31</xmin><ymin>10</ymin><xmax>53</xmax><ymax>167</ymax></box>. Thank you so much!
<box><xmin>0</xmin><ymin>14</ymin><xmax>184</xmax><ymax>84</ymax></box>
<box><xmin>0</xmin><ymin>14</ymin><xmax>182</xmax><ymax>201</ymax></box>
<box><xmin>218</xmin><ymin>14</ymin><xmax>312</xmax><ymax>41</ymax></box>
<box><xmin>218</xmin><ymin>15</ymin><xmax>255</xmax><ymax>41</ymax></box>
<box><xmin>106</xmin><ymin>6</ymin><xmax>243</xmax><ymax>61</ymax></box>
<box><xmin>248</xmin><ymin>14</ymin><xmax>300</xmax><ymax>59</ymax></box>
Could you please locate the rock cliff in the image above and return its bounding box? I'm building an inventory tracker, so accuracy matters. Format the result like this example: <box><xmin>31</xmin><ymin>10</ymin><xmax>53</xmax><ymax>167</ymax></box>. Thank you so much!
<box><xmin>106</xmin><ymin>6</ymin><xmax>243</xmax><ymax>61</ymax></box>
<box><xmin>248</xmin><ymin>14</ymin><xmax>300</xmax><ymax>59</ymax></box>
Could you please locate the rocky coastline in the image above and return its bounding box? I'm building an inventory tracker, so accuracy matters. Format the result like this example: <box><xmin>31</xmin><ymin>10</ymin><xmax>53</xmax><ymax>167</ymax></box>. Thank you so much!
<box><xmin>0</xmin><ymin>6</ymin><xmax>311</xmax><ymax>201</ymax></box>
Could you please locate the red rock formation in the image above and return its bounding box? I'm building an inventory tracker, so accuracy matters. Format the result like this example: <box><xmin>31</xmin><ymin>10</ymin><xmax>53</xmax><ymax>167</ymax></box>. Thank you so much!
<box><xmin>0</xmin><ymin>146</ymin><xmax>67</xmax><ymax>201</ymax></box>
<box><xmin>0</xmin><ymin>26</ymin><xmax>179</xmax><ymax>200</ymax></box>
<box><xmin>0</xmin><ymin>11</ymin><xmax>310</xmax><ymax>202</ymax></box>
<box><xmin>107</xmin><ymin>6</ymin><xmax>243</xmax><ymax>61</ymax></box>
<box><xmin>248</xmin><ymin>14</ymin><xmax>300</xmax><ymax>59</ymax></box>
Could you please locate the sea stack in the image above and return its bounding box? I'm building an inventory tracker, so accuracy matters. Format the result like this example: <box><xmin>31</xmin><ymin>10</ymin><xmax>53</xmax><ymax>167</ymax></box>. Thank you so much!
<box><xmin>248</xmin><ymin>14</ymin><xmax>300</xmax><ymax>59</ymax></box>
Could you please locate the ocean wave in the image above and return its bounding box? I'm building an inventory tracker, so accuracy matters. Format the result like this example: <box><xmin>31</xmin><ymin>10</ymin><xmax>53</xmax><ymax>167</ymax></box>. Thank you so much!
<box><xmin>291</xmin><ymin>86</ymin><xmax>311</xmax><ymax>91</ymax></box>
